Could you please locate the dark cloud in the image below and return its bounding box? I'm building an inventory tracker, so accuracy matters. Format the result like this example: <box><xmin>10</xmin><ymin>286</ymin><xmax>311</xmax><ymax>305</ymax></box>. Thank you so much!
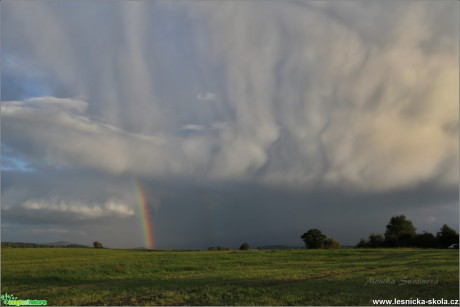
<box><xmin>2</xmin><ymin>169</ymin><xmax>458</xmax><ymax>249</ymax></box>
<box><xmin>1</xmin><ymin>0</ymin><xmax>458</xmax><ymax>248</ymax></box>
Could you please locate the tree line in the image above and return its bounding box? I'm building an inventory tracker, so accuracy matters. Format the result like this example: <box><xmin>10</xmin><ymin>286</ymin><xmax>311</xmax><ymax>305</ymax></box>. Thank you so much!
<box><xmin>355</xmin><ymin>215</ymin><xmax>458</xmax><ymax>248</ymax></box>
<box><xmin>1</xmin><ymin>242</ymin><xmax>89</xmax><ymax>248</ymax></box>
<box><xmin>300</xmin><ymin>215</ymin><xmax>459</xmax><ymax>249</ymax></box>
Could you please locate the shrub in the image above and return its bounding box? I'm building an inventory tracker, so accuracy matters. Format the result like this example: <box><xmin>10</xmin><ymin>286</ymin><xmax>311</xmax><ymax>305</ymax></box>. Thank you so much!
<box><xmin>208</xmin><ymin>246</ymin><xmax>230</xmax><ymax>251</ymax></box>
<box><xmin>323</xmin><ymin>238</ymin><xmax>340</xmax><ymax>249</ymax></box>
<box><xmin>240</xmin><ymin>243</ymin><xmax>250</xmax><ymax>250</ymax></box>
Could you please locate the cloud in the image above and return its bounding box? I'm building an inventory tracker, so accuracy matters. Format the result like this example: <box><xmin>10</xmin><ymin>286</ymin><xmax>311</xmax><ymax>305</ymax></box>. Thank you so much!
<box><xmin>21</xmin><ymin>198</ymin><xmax>134</xmax><ymax>219</ymax></box>
<box><xmin>2</xmin><ymin>97</ymin><xmax>186</xmax><ymax>176</ymax></box>
<box><xmin>1</xmin><ymin>1</ymin><xmax>458</xmax><ymax>248</ymax></box>
<box><xmin>3</xmin><ymin>0</ymin><xmax>458</xmax><ymax>192</ymax></box>
<box><xmin>4</xmin><ymin>96</ymin><xmax>88</xmax><ymax>113</ymax></box>
<box><xmin>2</xmin><ymin>170</ymin><xmax>458</xmax><ymax>249</ymax></box>
<box><xmin>32</xmin><ymin>227</ymin><xmax>87</xmax><ymax>237</ymax></box>
<box><xmin>197</xmin><ymin>92</ymin><xmax>216</xmax><ymax>102</ymax></box>
<box><xmin>187</xmin><ymin>0</ymin><xmax>458</xmax><ymax>190</ymax></box>
<box><xmin>182</xmin><ymin>124</ymin><xmax>206</xmax><ymax>132</ymax></box>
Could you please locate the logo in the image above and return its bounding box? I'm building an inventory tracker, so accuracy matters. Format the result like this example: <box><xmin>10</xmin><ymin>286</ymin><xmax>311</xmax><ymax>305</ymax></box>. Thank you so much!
<box><xmin>1</xmin><ymin>293</ymin><xmax>47</xmax><ymax>306</ymax></box>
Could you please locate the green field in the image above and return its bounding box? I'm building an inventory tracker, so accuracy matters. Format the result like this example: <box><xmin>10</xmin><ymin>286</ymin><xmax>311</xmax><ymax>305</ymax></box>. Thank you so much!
<box><xmin>1</xmin><ymin>248</ymin><xmax>458</xmax><ymax>306</ymax></box>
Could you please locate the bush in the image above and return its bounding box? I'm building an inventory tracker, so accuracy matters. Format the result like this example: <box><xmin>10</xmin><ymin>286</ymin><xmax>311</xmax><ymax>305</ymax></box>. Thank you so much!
<box><xmin>323</xmin><ymin>238</ymin><xmax>340</xmax><ymax>249</ymax></box>
<box><xmin>240</xmin><ymin>243</ymin><xmax>250</xmax><ymax>250</ymax></box>
<box><xmin>208</xmin><ymin>246</ymin><xmax>230</xmax><ymax>251</ymax></box>
<box><xmin>356</xmin><ymin>239</ymin><xmax>368</xmax><ymax>248</ymax></box>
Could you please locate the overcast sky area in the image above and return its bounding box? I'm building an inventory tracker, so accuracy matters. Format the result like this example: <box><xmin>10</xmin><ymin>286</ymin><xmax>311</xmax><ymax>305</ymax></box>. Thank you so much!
<box><xmin>1</xmin><ymin>0</ymin><xmax>459</xmax><ymax>249</ymax></box>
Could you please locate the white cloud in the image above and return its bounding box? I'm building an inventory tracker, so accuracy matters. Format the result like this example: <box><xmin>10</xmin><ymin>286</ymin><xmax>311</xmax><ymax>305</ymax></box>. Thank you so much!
<box><xmin>2</xmin><ymin>97</ymin><xmax>181</xmax><ymax>175</ymax></box>
<box><xmin>182</xmin><ymin>124</ymin><xmax>206</xmax><ymax>132</ymax></box>
<box><xmin>21</xmin><ymin>198</ymin><xmax>134</xmax><ymax>219</ymax></box>
<box><xmin>190</xmin><ymin>0</ymin><xmax>458</xmax><ymax>190</ymax></box>
<box><xmin>197</xmin><ymin>92</ymin><xmax>216</xmax><ymax>102</ymax></box>
<box><xmin>2</xmin><ymin>1</ymin><xmax>458</xmax><ymax>192</ymax></box>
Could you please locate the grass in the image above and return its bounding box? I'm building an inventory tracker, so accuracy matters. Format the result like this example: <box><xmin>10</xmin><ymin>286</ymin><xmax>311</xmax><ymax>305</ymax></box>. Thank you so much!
<box><xmin>1</xmin><ymin>248</ymin><xmax>458</xmax><ymax>305</ymax></box>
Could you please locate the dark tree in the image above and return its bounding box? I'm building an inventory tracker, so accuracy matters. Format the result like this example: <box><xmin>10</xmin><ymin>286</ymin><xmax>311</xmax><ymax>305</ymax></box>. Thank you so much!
<box><xmin>368</xmin><ymin>233</ymin><xmax>384</xmax><ymax>248</ymax></box>
<box><xmin>413</xmin><ymin>231</ymin><xmax>438</xmax><ymax>248</ymax></box>
<box><xmin>437</xmin><ymin>224</ymin><xmax>459</xmax><ymax>248</ymax></box>
<box><xmin>239</xmin><ymin>243</ymin><xmax>250</xmax><ymax>250</ymax></box>
<box><xmin>384</xmin><ymin>215</ymin><xmax>416</xmax><ymax>247</ymax></box>
<box><xmin>93</xmin><ymin>241</ymin><xmax>103</xmax><ymax>248</ymax></box>
<box><xmin>356</xmin><ymin>238</ymin><xmax>368</xmax><ymax>248</ymax></box>
<box><xmin>355</xmin><ymin>233</ymin><xmax>384</xmax><ymax>248</ymax></box>
<box><xmin>301</xmin><ymin>228</ymin><xmax>327</xmax><ymax>249</ymax></box>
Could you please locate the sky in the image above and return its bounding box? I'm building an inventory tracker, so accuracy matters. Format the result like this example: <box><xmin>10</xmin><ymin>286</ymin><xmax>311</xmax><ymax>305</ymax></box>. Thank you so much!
<box><xmin>1</xmin><ymin>0</ymin><xmax>459</xmax><ymax>249</ymax></box>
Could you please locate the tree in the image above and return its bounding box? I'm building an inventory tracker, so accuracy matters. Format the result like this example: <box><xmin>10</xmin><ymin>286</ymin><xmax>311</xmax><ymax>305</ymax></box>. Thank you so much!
<box><xmin>355</xmin><ymin>233</ymin><xmax>384</xmax><ymax>248</ymax></box>
<box><xmin>413</xmin><ymin>231</ymin><xmax>438</xmax><ymax>248</ymax></box>
<box><xmin>93</xmin><ymin>241</ymin><xmax>103</xmax><ymax>248</ymax></box>
<box><xmin>368</xmin><ymin>233</ymin><xmax>384</xmax><ymax>248</ymax></box>
<box><xmin>384</xmin><ymin>215</ymin><xmax>416</xmax><ymax>247</ymax></box>
<box><xmin>323</xmin><ymin>237</ymin><xmax>340</xmax><ymax>249</ymax></box>
<box><xmin>239</xmin><ymin>243</ymin><xmax>250</xmax><ymax>250</ymax></box>
<box><xmin>301</xmin><ymin>228</ymin><xmax>327</xmax><ymax>249</ymax></box>
<box><xmin>356</xmin><ymin>238</ymin><xmax>368</xmax><ymax>248</ymax></box>
<box><xmin>437</xmin><ymin>224</ymin><xmax>459</xmax><ymax>248</ymax></box>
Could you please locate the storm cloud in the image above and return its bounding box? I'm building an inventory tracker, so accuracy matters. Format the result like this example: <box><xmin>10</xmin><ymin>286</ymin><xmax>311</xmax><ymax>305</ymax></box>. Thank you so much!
<box><xmin>1</xmin><ymin>0</ymin><xmax>458</xmax><ymax>248</ymax></box>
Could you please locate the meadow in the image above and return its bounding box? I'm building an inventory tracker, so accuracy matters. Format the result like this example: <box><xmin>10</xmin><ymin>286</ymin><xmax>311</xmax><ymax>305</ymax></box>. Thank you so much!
<box><xmin>1</xmin><ymin>248</ymin><xmax>458</xmax><ymax>306</ymax></box>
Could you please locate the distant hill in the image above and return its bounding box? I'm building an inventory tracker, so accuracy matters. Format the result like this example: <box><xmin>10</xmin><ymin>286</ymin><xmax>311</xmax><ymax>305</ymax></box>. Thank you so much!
<box><xmin>40</xmin><ymin>241</ymin><xmax>89</xmax><ymax>247</ymax></box>
<box><xmin>2</xmin><ymin>241</ymin><xmax>90</xmax><ymax>248</ymax></box>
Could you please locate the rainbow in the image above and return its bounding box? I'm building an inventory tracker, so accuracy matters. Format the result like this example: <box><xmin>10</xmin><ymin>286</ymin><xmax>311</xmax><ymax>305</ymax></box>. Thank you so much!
<box><xmin>133</xmin><ymin>180</ymin><xmax>154</xmax><ymax>249</ymax></box>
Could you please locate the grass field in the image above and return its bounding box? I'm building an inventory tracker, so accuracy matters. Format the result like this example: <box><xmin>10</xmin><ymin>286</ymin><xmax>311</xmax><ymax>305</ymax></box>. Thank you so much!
<box><xmin>1</xmin><ymin>248</ymin><xmax>458</xmax><ymax>306</ymax></box>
